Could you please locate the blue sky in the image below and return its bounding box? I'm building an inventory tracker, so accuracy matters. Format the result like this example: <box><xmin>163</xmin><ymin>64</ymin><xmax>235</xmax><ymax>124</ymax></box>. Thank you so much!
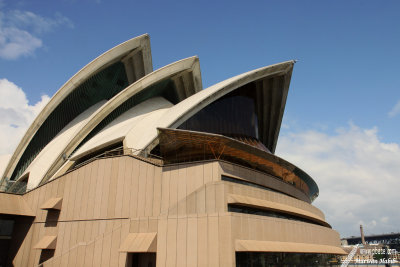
<box><xmin>0</xmin><ymin>0</ymin><xmax>399</xmax><ymax>237</ymax></box>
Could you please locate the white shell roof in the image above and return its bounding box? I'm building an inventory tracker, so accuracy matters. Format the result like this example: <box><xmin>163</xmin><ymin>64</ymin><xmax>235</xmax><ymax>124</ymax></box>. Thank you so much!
<box><xmin>2</xmin><ymin>34</ymin><xmax>152</xmax><ymax>183</ymax></box>
<box><xmin>2</xmin><ymin>34</ymin><xmax>294</xmax><ymax>191</ymax></box>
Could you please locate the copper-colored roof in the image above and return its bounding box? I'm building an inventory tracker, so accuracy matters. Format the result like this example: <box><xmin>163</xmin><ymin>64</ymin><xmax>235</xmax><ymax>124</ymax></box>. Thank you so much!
<box><xmin>156</xmin><ymin>128</ymin><xmax>319</xmax><ymax>201</ymax></box>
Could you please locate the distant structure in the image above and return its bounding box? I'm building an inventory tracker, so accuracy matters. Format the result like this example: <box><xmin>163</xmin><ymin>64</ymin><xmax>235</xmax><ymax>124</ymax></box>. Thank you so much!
<box><xmin>0</xmin><ymin>34</ymin><xmax>345</xmax><ymax>266</ymax></box>
<box><xmin>341</xmin><ymin>227</ymin><xmax>400</xmax><ymax>265</ymax></box>
<box><xmin>342</xmin><ymin>232</ymin><xmax>400</xmax><ymax>248</ymax></box>
<box><xmin>360</xmin><ymin>225</ymin><xmax>366</xmax><ymax>245</ymax></box>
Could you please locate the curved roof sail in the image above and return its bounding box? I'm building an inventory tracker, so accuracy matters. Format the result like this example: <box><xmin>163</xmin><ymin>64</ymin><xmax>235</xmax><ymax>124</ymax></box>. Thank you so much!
<box><xmin>134</xmin><ymin>61</ymin><xmax>294</xmax><ymax>155</ymax></box>
<box><xmin>1</xmin><ymin>35</ymin><xmax>319</xmax><ymax>203</ymax></box>
<box><xmin>1</xmin><ymin>34</ymin><xmax>152</xmax><ymax>183</ymax></box>
<box><xmin>36</xmin><ymin>56</ymin><xmax>201</xmax><ymax>187</ymax></box>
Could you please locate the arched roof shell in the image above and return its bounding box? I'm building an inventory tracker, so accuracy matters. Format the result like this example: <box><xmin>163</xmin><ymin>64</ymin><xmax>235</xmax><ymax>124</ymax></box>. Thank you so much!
<box><xmin>2</xmin><ymin>34</ymin><xmax>152</xmax><ymax>182</ymax></box>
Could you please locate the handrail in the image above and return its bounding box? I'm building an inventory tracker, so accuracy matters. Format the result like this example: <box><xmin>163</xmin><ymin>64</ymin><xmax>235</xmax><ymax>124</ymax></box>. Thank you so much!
<box><xmin>68</xmin><ymin>146</ymin><xmax>163</xmax><ymax>172</ymax></box>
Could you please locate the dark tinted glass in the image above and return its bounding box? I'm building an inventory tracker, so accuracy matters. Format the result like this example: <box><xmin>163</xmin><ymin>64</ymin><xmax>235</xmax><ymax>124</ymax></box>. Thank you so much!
<box><xmin>178</xmin><ymin>83</ymin><xmax>263</xmax><ymax>143</ymax></box>
<box><xmin>221</xmin><ymin>175</ymin><xmax>294</xmax><ymax>199</ymax></box>
<box><xmin>228</xmin><ymin>204</ymin><xmax>328</xmax><ymax>228</ymax></box>
<box><xmin>236</xmin><ymin>252</ymin><xmax>341</xmax><ymax>266</ymax></box>
<box><xmin>0</xmin><ymin>219</ymin><xmax>14</xmax><ymax>236</ymax></box>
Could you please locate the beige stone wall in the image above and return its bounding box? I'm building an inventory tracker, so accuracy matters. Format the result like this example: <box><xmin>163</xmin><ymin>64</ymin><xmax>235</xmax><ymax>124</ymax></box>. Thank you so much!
<box><xmin>8</xmin><ymin>155</ymin><xmax>342</xmax><ymax>266</ymax></box>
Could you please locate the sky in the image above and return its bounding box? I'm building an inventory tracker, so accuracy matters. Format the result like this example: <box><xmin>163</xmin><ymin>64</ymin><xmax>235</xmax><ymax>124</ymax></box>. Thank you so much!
<box><xmin>0</xmin><ymin>0</ymin><xmax>399</xmax><ymax>237</ymax></box>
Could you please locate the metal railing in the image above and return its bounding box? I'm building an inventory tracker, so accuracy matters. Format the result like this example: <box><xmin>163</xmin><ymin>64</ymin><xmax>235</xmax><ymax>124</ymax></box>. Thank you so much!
<box><xmin>0</xmin><ymin>179</ymin><xmax>27</xmax><ymax>194</ymax></box>
<box><xmin>0</xmin><ymin>147</ymin><xmax>163</xmax><ymax>194</ymax></box>
<box><xmin>68</xmin><ymin>146</ymin><xmax>164</xmax><ymax>173</ymax></box>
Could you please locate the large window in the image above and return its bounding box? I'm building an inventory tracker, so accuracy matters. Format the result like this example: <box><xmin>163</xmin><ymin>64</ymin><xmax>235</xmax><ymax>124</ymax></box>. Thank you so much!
<box><xmin>228</xmin><ymin>204</ymin><xmax>328</xmax><ymax>228</ymax></box>
<box><xmin>178</xmin><ymin>83</ymin><xmax>270</xmax><ymax>152</ymax></box>
<box><xmin>236</xmin><ymin>252</ymin><xmax>341</xmax><ymax>267</ymax></box>
<box><xmin>0</xmin><ymin>219</ymin><xmax>15</xmax><ymax>266</ymax></box>
<box><xmin>222</xmin><ymin>175</ymin><xmax>295</xmax><ymax>199</ymax></box>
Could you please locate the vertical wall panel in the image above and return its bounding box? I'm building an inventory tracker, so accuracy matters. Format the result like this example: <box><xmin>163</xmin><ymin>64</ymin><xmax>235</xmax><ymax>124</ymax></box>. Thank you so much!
<box><xmin>205</xmin><ymin>183</ymin><xmax>216</xmax><ymax>213</ymax></box>
<box><xmin>37</xmin><ymin>186</ymin><xmax>47</xmax><ymax>222</ymax></box>
<box><xmin>22</xmin><ymin>190</ymin><xmax>34</xmax><ymax>214</ymax></box>
<box><xmin>176</xmin><ymin>217</ymin><xmax>187</xmax><ymax>267</ymax></box>
<box><xmin>34</xmin><ymin>223</ymin><xmax>45</xmax><ymax>265</ymax></box>
<box><xmin>65</xmin><ymin>170</ymin><xmax>77</xmax><ymax>220</ymax></box>
<box><xmin>69</xmin><ymin>221</ymin><xmax>79</xmax><ymax>249</ymax></box>
<box><xmin>30</xmin><ymin>186</ymin><xmax>40</xmax><ymax>218</ymax></box>
<box><xmin>168</xmin><ymin>167</ymin><xmax>178</xmax><ymax>215</ymax></box>
<box><xmin>106</xmin><ymin>158</ymin><xmax>120</xmax><ymax>218</ymax></box>
<box><xmin>119</xmin><ymin>221</ymin><xmax>130</xmax><ymax>267</ymax></box>
<box><xmin>165</xmin><ymin>218</ymin><xmax>177</xmax><ymax>266</ymax></box>
<box><xmin>92</xmin><ymin>234</ymin><xmax>103</xmax><ymax>267</ymax></box>
<box><xmin>84</xmin><ymin>220</ymin><xmax>93</xmax><ymax>242</ymax></box>
<box><xmin>152</xmin><ymin>166</ymin><xmax>162</xmax><ymax>216</ymax></box>
<box><xmin>139</xmin><ymin>217</ymin><xmax>149</xmax><ymax>232</ymax></box>
<box><xmin>130</xmin><ymin>218</ymin><xmax>139</xmax><ymax>233</ymax></box>
<box><xmin>19</xmin><ymin>222</ymin><xmax>34</xmax><ymax>266</ymax></box>
<box><xmin>208</xmin><ymin>215</ymin><xmax>220</xmax><ymax>267</ymax></box>
<box><xmin>100</xmin><ymin>159</ymin><xmax>112</xmax><ymax>218</ymax></box>
<box><xmin>50</xmin><ymin>178</ymin><xmax>59</xmax><ymax>198</ymax></box>
<box><xmin>27</xmin><ymin>224</ymin><xmax>39</xmax><ymax>266</ymax></box>
<box><xmin>73</xmin><ymin>168</ymin><xmax>85</xmax><ymax>220</ymax></box>
<box><xmin>195</xmin><ymin>165</ymin><xmax>205</xmax><ymax>214</ymax></box>
<box><xmin>56</xmin><ymin>174</ymin><xmax>66</xmax><ymax>197</ymax></box>
<box><xmin>145</xmin><ymin>164</ymin><xmax>155</xmax><ymax>217</ymax></box>
<box><xmin>100</xmin><ymin>231</ymin><xmax>112</xmax><ymax>267</ymax></box>
<box><xmin>76</xmin><ymin>244</ymin><xmax>86</xmax><ymax>265</ymax></box>
<box><xmin>51</xmin><ymin>254</ymin><xmax>61</xmax><ymax>267</ymax></box>
<box><xmin>109</xmin><ymin>225</ymin><xmax>122</xmax><ymax>266</ymax></box>
<box><xmin>114</xmin><ymin>157</ymin><xmax>126</xmax><ymax>218</ymax></box>
<box><xmin>196</xmin><ymin>187</ymin><xmax>206</xmax><ymax>214</ymax></box>
<box><xmin>90</xmin><ymin>220</ymin><xmax>100</xmax><ymax>241</ymax></box>
<box><xmin>156</xmin><ymin>217</ymin><xmax>168</xmax><ymax>267</ymax></box>
<box><xmin>136</xmin><ymin>161</ymin><xmax>148</xmax><ymax>217</ymax></box>
<box><xmin>203</xmin><ymin>162</ymin><xmax>213</xmax><ymax>184</ymax></box>
<box><xmin>148</xmin><ymin>217</ymin><xmax>158</xmax><ymax>232</ymax></box>
<box><xmin>83</xmin><ymin>240</ymin><xmax>95</xmax><ymax>266</ymax></box>
<box><xmin>219</xmin><ymin>215</ymin><xmax>233</xmax><ymax>267</ymax></box>
<box><xmin>212</xmin><ymin>162</ymin><xmax>220</xmax><ymax>182</ymax></box>
<box><xmin>215</xmin><ymin>182</ymin><xmax>225</xmax><ymax>212</ymax></box>
<box><xmin>76</xmin><ymin>220</ymin><xmax>86</xmax><ymax>244</ymax></box>
<box><xmin>86</xmin><ymin>160</ymin><xmax>98</xmax><ymax>219</ymax></box>
<box><xmin>177</xmin><ymin>166</ymin><xmax>187</xmax><ymax>215</ymax></box>
<box><xmin>67</xmin><ymin>243</ymin><xmax>78</xmax><ymax>267</ymax></box>
<box><xmin>197</xmin><ymin>215</ymin><xmax>208</xmax><ymax>266</ymax></box>
<box><xmin>186</xmin><ymin>216</ymin><xmax>198</xmax><ymax>266</ymax></box>
<box><xmin>79</xmin><ymin>163</ymin><xmax>92</xmax><ymax>219</ymax></box>
<box><xmin>122</xmin><ymin>157</ymin><xmax>133</xmax><ymax>217</ymax></box>
<box><xmin>160</xmin><ymin>166</ymin><xmax>171</xmax><ymax>214</ymax></box>
<box><xmin>61</xmin><ymin>222</ymin><xmax>72</xmax><ymax>257</ymax></box>
<box><xmin>129</xmin><ymin>159</ymin><xmax>140</xmax><ymax>218</ymax></box>
<box><xmin>186</xmin><ymin>165</ymin><xmax>197</xmax><ymax>214</ymax></box>
<box><xmin>93</xmin><ymin>159</ymin><xmax>105</xmax><ymax>219</ymax></box>
<box><xmin>59</xmin><ymin>172</ymin><xmax>71</xmax><ymax>221</ymax></box>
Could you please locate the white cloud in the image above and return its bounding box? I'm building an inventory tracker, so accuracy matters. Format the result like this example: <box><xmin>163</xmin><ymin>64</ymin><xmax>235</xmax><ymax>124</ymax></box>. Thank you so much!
<box><xmin>6</xmin><ymin>10</ymin><xmax>74</xmax><ymax>34</ymax></box>
<box><xmin>0</xmin><ymin>27</ymin><xmax>42</xmax><ymax>60</ymax></box>
<box><xmin>388</xmin><ymin>99</ymin><xmax>400</xmax><ymax>118</ymax></box>
<box><xmin>276</xmin><ymin>123</ymin><xmax>400</xmax><ymax>237</ymax></box>
<box><xmin>0</xmin><ymin>8</ymin><xmax>73</xmax><ymax>60</ymax></box>
<box><xmin>0</xmin><ymin>79</ymin><xmax>50</xmax><ymax>176</ymax></box>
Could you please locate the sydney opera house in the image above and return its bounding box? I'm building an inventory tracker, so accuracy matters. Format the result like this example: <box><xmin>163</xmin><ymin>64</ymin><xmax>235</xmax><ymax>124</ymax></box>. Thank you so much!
<box><xmin>0</xmin><ymin>34</ymin><xmax>345</xmax><ymax>266</ymax></box>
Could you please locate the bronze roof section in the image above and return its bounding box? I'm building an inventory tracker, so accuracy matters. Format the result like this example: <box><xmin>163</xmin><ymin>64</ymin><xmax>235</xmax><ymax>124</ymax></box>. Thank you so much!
<box><xmin>156</xmin><ymin>128</ymin><xmax>319</xmax><ymax>201</ymax></box>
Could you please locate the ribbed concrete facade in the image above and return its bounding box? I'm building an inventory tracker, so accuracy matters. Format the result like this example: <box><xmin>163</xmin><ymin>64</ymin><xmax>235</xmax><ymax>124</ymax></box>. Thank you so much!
<box><xmin>4</xmin><ymin>156</ymin><xmax>343</xmax><ymax>266</ymax></box>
